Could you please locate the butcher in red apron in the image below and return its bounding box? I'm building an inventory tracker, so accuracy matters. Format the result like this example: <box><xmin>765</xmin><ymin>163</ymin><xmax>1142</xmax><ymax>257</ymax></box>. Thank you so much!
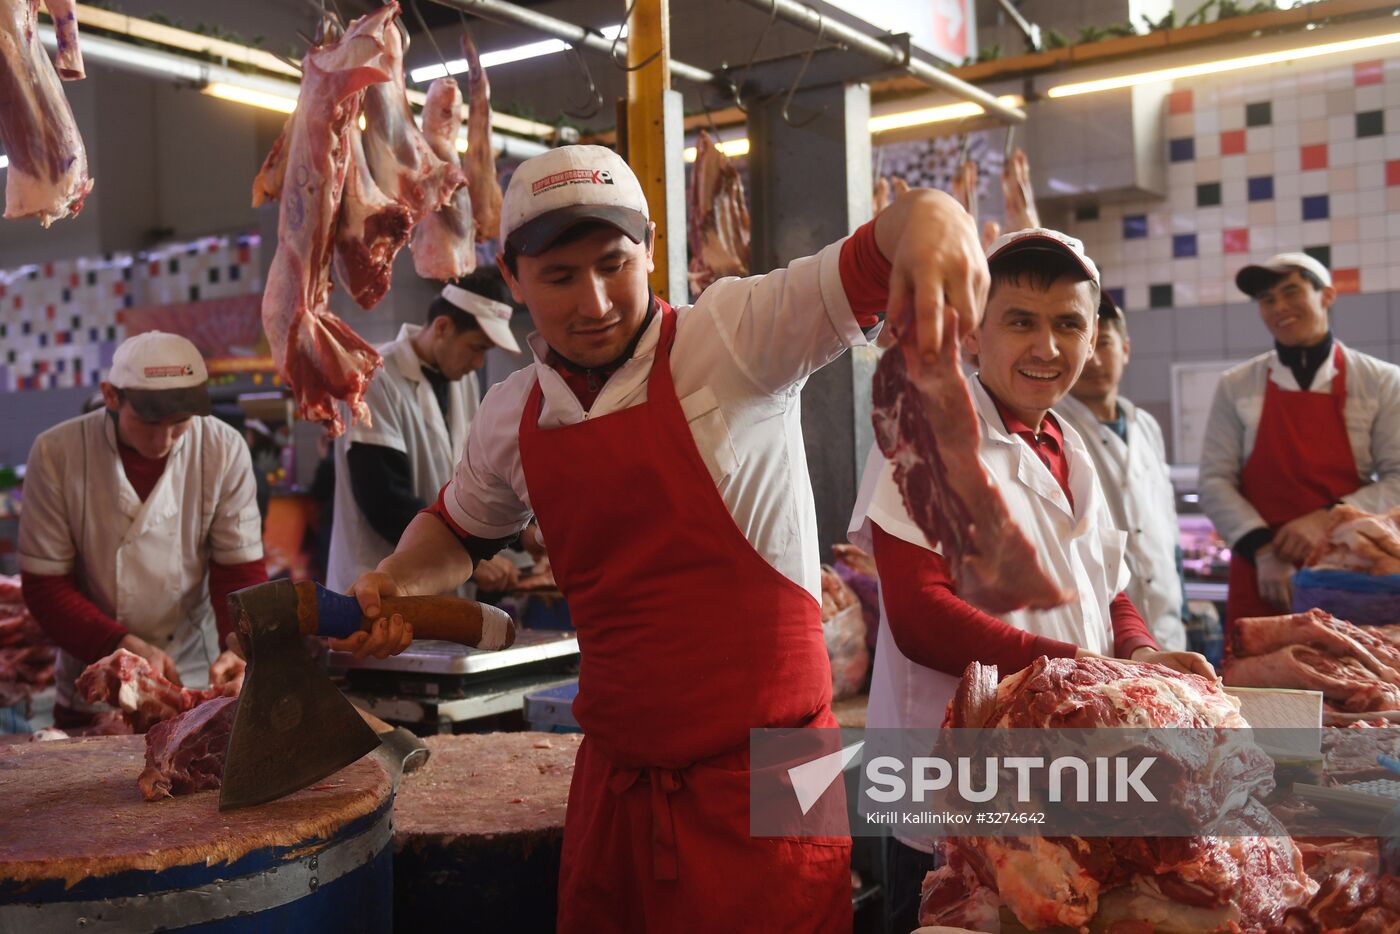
<box><xmin>340</xmin><ymin>144</ymin><xmax>989</xmax><ymax>931</ymax></box>
<box><xmin>1199</xmin><ymin>253</ymin><xmax>1400</xmax><ymax>629</ymax></box>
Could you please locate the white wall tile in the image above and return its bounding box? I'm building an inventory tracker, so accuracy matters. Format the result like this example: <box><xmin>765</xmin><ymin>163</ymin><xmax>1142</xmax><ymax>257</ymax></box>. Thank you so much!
<box><xmin>1273</xmin><ymin>123</ymin><xmax>1300</xmax><ymax>150</ymax></box>
<box><xmin>1148</xmin><ymin>212</ymin><xmax>1170</xmax><ymax>238</ymax></box>
<box><xmin>1330</xmin><ymin>114</ymin><xmax>1356</xmax><ymax>141</ymax></box>
<box><xmin>1333</xmin><ymin>191</ymin><xmax>1360</xmax><ymax>219</ymax></box>
<box><xmin>1168</xmin><ymin>163</ymin><xmax>1195</xmax><ymax>189</ymax></box>
<box><xmin>1197</xmin><ymin>206</ymin><xmax>1223</xmax><ymax>231</ymax></box>
<box><xmin>1197</xmin><ymin>229</ymin><xmax>1223</xmax><ymax>254</ymax></box>
<box><xmin>1246</xmin><ymin>127</ymin><xmax>1274</xmax><ymax>151</ymax></box>
<box><xmin>1195</xmin><ymin>108</ymin><xmax>1220</xmax><ymax>135</ymax></box>
<box><xmin>1300</xmin><ymin>171</ymin><xmax>1329</xmax><ymax>196</ymax></box>
<box><xmin>1251</xmin><ymin>226</ymin><xmax>1277</xmax><ymax>253</ymax></box>
<box><xmin>1125</xmin><ymin>240</ymin><xmax>1148</xmax><ymax>263</ymax></box>
<box><xmin>1175</xmin><ymin>258</ymin><xmax>1200</xmax><ymax>279</ymax></box>
<box><xmin>1221</xmin><ymin>156</ymin><xmax>1246</xmax><ymax>180</ymax></box>
<box><xmin>1220</xmin><ymin>102</ymin><xmax>1245</xmax><ymax>129</ymax></box>
<box><xmin>1196</xmin><ymin>132</ymin><xmax>1221</xmax><ymax>159</ymax></box>
<box><xmin>1222</xmin><ymin>177</ymin><xmax>1247</xmax><ymax>203</ymax></box>
<box><xmin>1333</xmin><ymin>243</ymin><xmax>1361</xmax><ymax>268</ymax></box>
<box><xmin>1276</xmin><ymin>198</ymin><xmax>1302</xmax><ymax>225</ymax></box>
<box><xmin>1199</xmin><ymin>278</ymin><xmax>1225</xmax><ymax>305</ymax></box>
<box><xmin>1299</xmin><ymin>93</ymin><xmax>1326</xmax><ymax>120</ymax></box>
<box><xmin>1357</xmin><ymin>161</ymin><xmax>1385</xmax><ymax>189</ymax></box>
<box><xmin>1273</xmin><ymin>96</ymin><xmax>1300</xmax><ymax>125</ymax></box>
<box><xmin>1274</xmin><ymin>172</ymin><xmax>1301</xmax><ymax>199</ymax></box>
<box><xmin>1125</xmin><ymin>284</ymin><xmax>1148</xmax><ymax>309</ymax></box>
<box><xmin>1361</xmin><ymin>214</ymin><xmax>1388</xmax><ymax>241</ymax></box>
<box><xmin>1168</xmin><ymin>113</ymin><xmax>1194</xmax><ymax>138</ymax></box>
<box><xmin>1301</xmin><ymin>220</ymin><xmax>1332</xmax><ymax>244</ymax></box>
<box><xmin>1386</xmin><ymin>213</ymin><xmax>1400</xmax><ymax>239</ymax></box>
<box><xmin>1148</xmin><ymin>237</ymin><xmax>1171</xmax><ymax>262</ymax></box>
<box><xmin>1358</xmin><ymin>86</ymin><xmax>1385</xmax><ymax>111</ymax></box>
<box><xmin>1386</xmin><ymin>134</ymin><xmax>1400</xmax><ymax>158</ymax></box>
<box><xmin>1362</xmin><ymin>240</ymin><xmax>1388</xmax><ymax>268</ymax></box>
<box><xmin>1274</xmin><ymin>223</ymin><xmax>1302</xmax><ymax>248</ymax></box>
<box><xmin>1358</xmin><ymin>138</ymin><xmax>1385</xmax><ymax>164</ymax></box>
<box><xmin>1386</xmin><ymin>81</ymin><xmax>1400</xmax><ymax>107</ymax></box>
<box><xmin>1360</xmin><ymin>189</ymin><xmax>1389</xmax><ymax>216</ymax></box>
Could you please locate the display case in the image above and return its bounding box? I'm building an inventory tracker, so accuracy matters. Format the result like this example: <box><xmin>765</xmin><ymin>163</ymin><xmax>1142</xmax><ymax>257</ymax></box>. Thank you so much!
<box><xmin>1172</xmin><ymin>465</ymin><xmax>1229</xmax><ymax>604</ymax></box>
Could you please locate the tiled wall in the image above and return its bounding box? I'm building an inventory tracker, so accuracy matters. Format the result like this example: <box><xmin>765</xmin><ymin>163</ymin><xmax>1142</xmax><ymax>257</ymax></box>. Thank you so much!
<box><xmin>0</xmin><ymin>234</ymin><xmax>262</xmax><ymax>392</ymax></box>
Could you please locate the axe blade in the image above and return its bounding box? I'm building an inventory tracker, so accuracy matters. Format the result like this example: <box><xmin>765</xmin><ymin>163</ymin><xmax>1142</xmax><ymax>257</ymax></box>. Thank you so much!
<box><xmin>219</xmin><ymin>580</ymin><xmax>379</xmax><ymax>812</ymax></box>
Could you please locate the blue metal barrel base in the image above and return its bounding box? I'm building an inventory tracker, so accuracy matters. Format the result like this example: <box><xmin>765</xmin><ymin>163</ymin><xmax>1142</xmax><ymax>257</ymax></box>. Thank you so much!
<box><xmin>0</xmin><ymin>735</ymin><xmax>394</xmax><ymax>933</ymax></box>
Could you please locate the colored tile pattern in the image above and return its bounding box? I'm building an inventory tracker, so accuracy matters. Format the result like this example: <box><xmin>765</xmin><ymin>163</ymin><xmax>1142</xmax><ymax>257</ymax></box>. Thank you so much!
<box><xmin>0</xmin><ymin>234</ymin><xmax>262</xmax><ymax>392</ymax></box>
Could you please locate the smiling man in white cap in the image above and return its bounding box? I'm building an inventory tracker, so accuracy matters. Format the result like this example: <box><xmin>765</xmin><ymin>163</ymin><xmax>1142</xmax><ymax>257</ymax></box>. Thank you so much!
<box><xmin>327</xmin><ymin>268</ymin><xmax>522</xmax><ymax>596</ymax></box>
<box><xmin>19</xmin><ymin>331</ymin><xmax>267</xmax><ymax>727</ymax></box>
<box><xmin>343</xmin><ymin>142</ymin><xmax>991</xmax><ymax>931</ymax></box>
<box><xmin>1201</xmin><ymin>252</ymin><xmax>1400</xmax><ymax>627</ymax></box>
<box><xmin>847</xmin><ymin>229</ymin><xmax>1212</xmax><ymax>931</ymax></box>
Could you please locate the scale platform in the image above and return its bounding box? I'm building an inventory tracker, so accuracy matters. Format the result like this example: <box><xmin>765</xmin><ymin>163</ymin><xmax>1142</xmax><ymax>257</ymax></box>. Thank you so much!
<box><xmin>328</xmin><ymin>629</ymin><xmax>579</xmax><ymax>698</ymax></box>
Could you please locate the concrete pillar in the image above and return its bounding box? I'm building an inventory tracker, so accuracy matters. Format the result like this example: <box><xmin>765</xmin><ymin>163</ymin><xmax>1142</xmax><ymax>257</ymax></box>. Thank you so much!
<box><xmin>748</xmin><ymin>82</ymin><xmax>874</xmax><ymax>552</ymax></box>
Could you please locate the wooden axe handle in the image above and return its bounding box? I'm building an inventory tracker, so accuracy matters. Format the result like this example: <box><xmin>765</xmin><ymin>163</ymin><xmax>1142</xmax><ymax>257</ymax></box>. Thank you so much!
<box><xmin>377</xmin><ymin>595</ymin><xmax>517</xmax><ymax>650</ymax></box>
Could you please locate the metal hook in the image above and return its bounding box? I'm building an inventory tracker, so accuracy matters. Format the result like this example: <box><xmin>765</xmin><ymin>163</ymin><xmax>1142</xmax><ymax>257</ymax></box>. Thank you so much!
<box><xmin>562</xmin><ymin>46</ymin><xmax>604</xmax><ymax>119</ymax></box>
<box><xmin>779</xmin><ymin>5</ymin><xmax>826</xmax><ymax>128</ymax></box>
<box><xmin>610</xmin><ymin>0</ymin><xmax>662</xmax><ymax>72</ymax></box>
<box><xmin>733</xmin><ymin>2</ymin><xmax>781</xmax><ymax>116</ymax></box>
<box><xmin>408</xmin><ymin>0</ymin><xmax>453</xmax><ymax>78</ymax></box>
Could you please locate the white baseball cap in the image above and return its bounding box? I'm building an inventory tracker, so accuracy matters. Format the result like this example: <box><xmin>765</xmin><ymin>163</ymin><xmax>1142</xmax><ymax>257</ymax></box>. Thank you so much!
<box><xmin>440</xmin><ymin>284</ymin><xmax>521</xmax><ymax>354</ymax></box>
<box><xmin>499</xmin><ymin>144</ymin><xmax>649</xmax><ymax>256</ymax></box>
<box><xmin>107</xmin><ymin>331</ymin><xmax>212</xmax><ymax>419</ymax></box>
<box><xmin>1235</xmin><ymin>252</ymin><xmax>1333</xmax><ymax>297</ymax></box>
<box><xmin>986</xmin><ymin>227</ymin><xmax>1101</xmax><ymax>285</ymax></box>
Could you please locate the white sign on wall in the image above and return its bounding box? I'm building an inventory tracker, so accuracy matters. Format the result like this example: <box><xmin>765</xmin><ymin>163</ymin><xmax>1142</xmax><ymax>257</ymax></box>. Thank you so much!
<box><xmin>1171</xmin><ymin>360</ymin><xmax>1240</xmax><ymax>466</ymax></box>
<box><xmin>819</xmin><ymin>0</ymin><xmax>976</xmax><ymax>65</ymax></box>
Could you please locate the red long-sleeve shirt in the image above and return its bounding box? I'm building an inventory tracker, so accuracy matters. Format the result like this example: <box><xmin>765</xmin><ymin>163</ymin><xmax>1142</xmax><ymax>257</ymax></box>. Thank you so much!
<box><xmin>21</xmin><ymin>442</ymin><xmax>267</xmax><ymax>663</ymax></box>
<box><xmin>870</xmin><ymin>380</ymin><xmax>1159</xmax><ymax>676</ymax></box>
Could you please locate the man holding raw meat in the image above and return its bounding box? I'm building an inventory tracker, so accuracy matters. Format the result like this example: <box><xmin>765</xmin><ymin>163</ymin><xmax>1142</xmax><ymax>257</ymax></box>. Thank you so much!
<box><xmin>344</xmin><ymin>143</ymin><xmax>987</xmax><ymax>932</ymax></box>
<box><xmin>1201</xmin><ymin>254</ymin><xmax>1400</xmax><ymax>626</ymax></box>
<box><xmin>849</xmin><ymin>230</ymin><xmax>1212</xmax><ymax>931</ymax></box>
<box><xmin>18</xmin><ymin>332</ymin><xmax>266</xmax><ymax>728</ymax></box>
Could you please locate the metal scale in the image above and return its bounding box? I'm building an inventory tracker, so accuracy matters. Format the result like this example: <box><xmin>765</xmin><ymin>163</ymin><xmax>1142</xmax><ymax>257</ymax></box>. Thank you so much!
<box><xmin>328</xmin><ymin>629</ymin><xmax>579</xmax><ymax>733</ymax></box>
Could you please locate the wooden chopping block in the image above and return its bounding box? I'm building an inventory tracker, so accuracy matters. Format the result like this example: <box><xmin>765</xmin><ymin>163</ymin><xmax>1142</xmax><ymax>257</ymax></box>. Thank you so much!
<box><xmin>0</xmin><ymin>734</ymin><xmax>393</xmax><ymax>932</ymax></box>
<box><xmin>393</xmin><ymin>731</ymin><xmax>581</xmax><ymax>933</ymax></box>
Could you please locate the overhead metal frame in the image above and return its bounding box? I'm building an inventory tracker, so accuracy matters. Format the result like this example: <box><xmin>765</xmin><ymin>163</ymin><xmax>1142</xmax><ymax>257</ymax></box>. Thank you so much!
<box><xmin>732</xmin><ymin>0</ymin><xmax>1026</xmax><ymax>123</ymax></box>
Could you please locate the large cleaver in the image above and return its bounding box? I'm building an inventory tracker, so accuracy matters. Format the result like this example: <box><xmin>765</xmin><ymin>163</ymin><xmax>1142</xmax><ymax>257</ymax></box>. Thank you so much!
<box><xmin>220</xmin><ymin>579</ymin><xmax>515</xmax><ymax>811</ymax></box>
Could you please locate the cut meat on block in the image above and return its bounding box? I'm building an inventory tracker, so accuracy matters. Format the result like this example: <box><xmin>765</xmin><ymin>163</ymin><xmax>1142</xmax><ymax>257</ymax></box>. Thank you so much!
<box><xmin>1225</xmin><ymin>610</ymin><xmax>1400</xmax><ymax>712</ymax></box>
<box><xmin>922</xmin><ymin>657</ymin><xmax>1315</xmax><ymax>932</ymax></box>
<box><xmin>0</xmin><ymin>574</ymin><xmax>56</xmax><ymax>709</ymax></box>
<box><xmin>460</xmin><ymin>28</ymin><xmax>502</xmax><ymax>243</ymax></box>
<box><xmin>361</xmin><ymin>20</ymin><xmax>463</xmax><ymax>226</ymax></box>
<box><xmin>0</xmin><ymin>0</ymin><xmax>93</xmax><ymax>225</ymax></box>
<box><xmin>871</xmin><ymin>334</ymin><xmax>1071</xmax><ymax>614</ymax></box>
<box><xmin>259</xmin><ymin>4</ymin><xmax>399</xmax><ymax>436</ymax></box>
<box><xmin>76</xmin><ymin>649</ymin><xmax>231</xmax><ymax>733</ymax></box>
<box><xmin>408</xmin><ymin>75</ymin><xmax>476</xmax><ymax>280</ymax></box>
<box><xmin>1307</xmin><ymin>506</ymin><xmax>1400</xmax><ymax>575</ymax></box>
<box><xmin>138</xmin><ymin>696</ymin><xmax>238</xmax><ymax>800</ymax></box>
<box><xmin>1273</xmin><ymin>869</ymin><xmax>1400</xmax><ymax>933</ymax></box>
<box><xmin>686</xmin><ymin>129</ymin><xmax>751</xmax><ymax>297</ymax></box>
<box><xmin>334</xmin><ymin>113</ymin><xmax>412</xmax><ymax>308</ymax></box>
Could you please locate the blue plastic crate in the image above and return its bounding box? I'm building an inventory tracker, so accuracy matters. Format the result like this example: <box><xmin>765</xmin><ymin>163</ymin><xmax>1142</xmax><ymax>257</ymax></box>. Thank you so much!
<box><xmin>524</xmin><ymin>681</ymin><xmax>581</xmax><ymax>733</ymax></box>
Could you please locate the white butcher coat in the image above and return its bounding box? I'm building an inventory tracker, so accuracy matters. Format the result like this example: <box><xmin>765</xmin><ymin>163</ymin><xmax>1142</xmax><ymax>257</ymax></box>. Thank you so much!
<box><xmin>849</xmin><ymin>375</ymin><xmax>1130</xmax><ymax>852</ymax></box>
<box><xmin>327</xmin><ymin>324</ymin><xmax>479</xmax><ymax>593</ymax></box>
<box><xmin>1055</xmin><ymin>395</ymin><xmax>1185</xmax><ymax>651</ymax></box>
<box><xmin>19</xmin><ymin>410</ymin><xmax>263</xmax><ymax>708</ymax></box>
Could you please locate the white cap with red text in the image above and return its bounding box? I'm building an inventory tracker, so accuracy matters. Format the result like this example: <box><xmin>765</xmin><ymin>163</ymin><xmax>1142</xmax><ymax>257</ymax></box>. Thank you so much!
<box><xmin>499</xmin><ymin>145</ymin><xmax>649</xmax><ymax>257</ymax></box>
<box><xmin>1235</xmin><ymin>252</ymin><xmax>1333</xmax><ymax>297</ymax></box>
<box><xmin>985</xmin><ymin>227</ymin><xmax>1101</xmax><ymax>286</ymax></box>
<box><xmin>107</xmin><ymin>331</ymin><xmax>212</xmax><ymax>418</ymax></box>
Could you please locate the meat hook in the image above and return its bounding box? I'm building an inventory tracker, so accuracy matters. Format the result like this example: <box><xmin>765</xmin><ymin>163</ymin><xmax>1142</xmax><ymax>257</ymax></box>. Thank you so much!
<box><xmin>610</xmin><ymin>0</ymin><xmax>662</xmax><ymax>72</ymax></box>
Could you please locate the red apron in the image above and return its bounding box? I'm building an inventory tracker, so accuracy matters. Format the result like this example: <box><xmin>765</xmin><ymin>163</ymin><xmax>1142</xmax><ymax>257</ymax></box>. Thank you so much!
<box><xmin>517</xmin><ymin>304</ymin><xmax>851</xmax><ymax>934</ymax></box>
<box><xmin>1226</xmin><ymin>347</ymin><xmax>1360</xmax><ymax>625</ymax></box>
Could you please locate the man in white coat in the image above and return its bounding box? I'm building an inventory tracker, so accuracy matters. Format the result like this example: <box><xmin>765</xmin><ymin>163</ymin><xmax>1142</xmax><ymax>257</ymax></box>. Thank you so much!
<box><xmin>850</xmin><ymin>230</ymin><xmax>1212</xmax><ymax>932</ymax></box>
<box><xmin>1201</xmin><ymin>253</ymin><xmax>1400</xmax><ymax>626</ymax></box>
<box><xmin>19</xmin><ymin>332</ymin><xmax>266</xmax><ymax>727</ymax></box>
<box><xmin>326</xmin><ymin>270</ymin><xmax>522</xmax><ymax>595</ymax></box>
<box><xmin>1056</xmin><ymin>295</ymin><xmax>1186</xmax><ymax>651</ymax></box>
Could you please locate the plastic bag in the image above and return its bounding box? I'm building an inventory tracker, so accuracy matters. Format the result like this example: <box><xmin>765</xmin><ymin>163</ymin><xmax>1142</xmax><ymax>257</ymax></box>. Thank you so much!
<box><xmin>821</xmin><ymin>566</ymin><xmax>870</xmax><ymax>701</ymax></box>
<box><xmin>1293</xmin><ymin>568</ymin><xmax>1400</xmax><ymax>628</ymax></box>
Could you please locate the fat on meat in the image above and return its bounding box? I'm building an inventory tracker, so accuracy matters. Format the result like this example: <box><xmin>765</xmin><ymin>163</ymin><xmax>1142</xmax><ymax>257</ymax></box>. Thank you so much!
<box><xmin>334</xmin><ymin>114</ymin><xmax>412</xmax><ymax>308</ymax></box>
<box><xmin>138</xmin><ymin>696</ymin><xmax>238</xmax><ymax>800</ymax></box>
<box><xmin>1307</xmin><ymin>505</ymin><xmax>1400</xmax><ymax>576</ymax></box>
<box><xmin>924</xmin><ymin>657</ymin><xmax>1316</xmax><ymax>932</ymax></box>
<box><xmin>460</xmin><ymin>29</ymin><xmax>502</xmax><ymax>243</ymax></box>
<box><xmin>1225</xmin><ymin>610</ymin><xmax>1400</xmax><ymax>712</ymax></box>
<box><xmin>0</xmin><ymin>0</ymin><xmax>93</xmax><ymax>225</ymax></box>
<box><xmin>361</xmin><ymin>20</ymin><xmax>463</xmax><ymax>224</ymax></box>
<box><xmin>871</xmin><ymin>326</ymin><xmax>1071</xmax><ymax>614</ymax></box>
<box><xmin>259</xmin><ymin>4</ymin><xmax>399</xmax><ymax>436</ymax></box>
<box><xmin>76</xmin><ymin>648</ymin><xmax>232</xmax><ymax>733</ymax></box>
<box><xmin>686</xmin><ymin>129</ymin><xmax>750</xmax><ymax>297</ymax></box>
<box><xmin>408</xmin><ymin>75</ymin><xmax>476</xmax><ymax>280</ymax></box>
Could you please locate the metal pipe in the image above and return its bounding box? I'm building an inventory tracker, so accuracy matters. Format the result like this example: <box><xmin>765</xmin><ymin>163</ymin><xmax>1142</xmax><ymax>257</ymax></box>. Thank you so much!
<box><xmin>732</xmin><ymin>0</ymin><xmax>1026</xmax><ymax>123</ymax></box>
<box><xmin>426</xmin><ymin>0</ymin><xmax>726</xmax><ymax>90</ymax></box>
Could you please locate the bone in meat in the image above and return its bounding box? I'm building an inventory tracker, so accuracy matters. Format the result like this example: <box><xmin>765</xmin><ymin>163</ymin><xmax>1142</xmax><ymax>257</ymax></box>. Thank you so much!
<box><xmin>1225</xmin><ymin>610</ymin><xmax>1400</xmax><ymax>712</ymax></box>
<box><xmin>77</xmin><ymin>648</ymin><xmax>232</xmax><ymax>733</ymax></box>
<box><xmin>460</xmin><ymin>29</ymin><xmax>502</xmax><ymax>243</ymax></box>
<box><xmin>334</xmin><ymin>114</ymin><xmax>413</xmax><ymax>308</ymax></box>
<box><xmin>686</xmin><ymin>129</ymin><xmax>750</xmax><ymax>297</ymax></box>
<box><xmin>361</xmin><ymin>21</ymin><xmax>463</xmax><ymax>226</ymax></box>
<box><xmin>408</xmin><ymin>75</ymin><xmax>476</xmax><ymax>280</ymax></box>
<box><xmin>871</xmin><ymin>330</ymin><xmax>1071</xmax><ymax>614</ymax></box>
<box><xmin>260</xmin><ymin>4</ymin><xmax>399</xmax><ymax>436</ymax></box>
<box><xmin>0</xmin><ymin>0</ymin><xmax>93</xmax><ymax>225</ymax></box>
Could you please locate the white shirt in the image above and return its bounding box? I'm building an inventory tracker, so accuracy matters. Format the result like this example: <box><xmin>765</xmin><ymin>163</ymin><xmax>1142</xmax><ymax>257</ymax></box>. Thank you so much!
<box><xmin>443</xmin><ymin>240</ymin><xmax>867</xmax><ymax>600</ymax></box>
<box><xmin>327</xmin><ymin>324</ymin><xmax>480</xmax><ymax>592</ymax></box>
<box><xmin>1055</xmin><ymin>395</ymin><xmax>1185</xmax><ymax>651</ymax></box>
<box><xmin>1199</xmin><ymin>342</ymin><xmax>1400</xmax><ymax>549</ymax></box>
<box><xmin>19</xmin><ymin>410</ymin><xmax>263</xmax><ymax>704</ymax></box>
<box><xmin>849</xmin><ymin>376</ymin><xmax>1130</xmax><ymax>851</ymax></box>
